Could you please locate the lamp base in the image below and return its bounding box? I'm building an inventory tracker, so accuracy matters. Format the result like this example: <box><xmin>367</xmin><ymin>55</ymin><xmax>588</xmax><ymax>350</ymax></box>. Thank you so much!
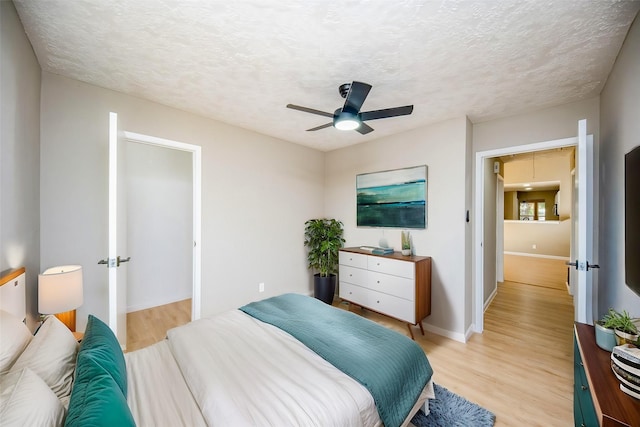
<box><xmin>54</xmin><ymin>310</ymin><xmax>76</xmax><ymax>332</ymax></box>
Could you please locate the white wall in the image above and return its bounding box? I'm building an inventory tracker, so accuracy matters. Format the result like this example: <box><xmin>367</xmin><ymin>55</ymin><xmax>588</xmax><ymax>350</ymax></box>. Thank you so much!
<box><xmin>464</xmin><ymin>118</ymin><xmax>473</xmax><ymax>332</ymax></box>
<box><xmin>0</xmin><ymin>2</ymin><xmax>41</xmax><ymax>330</ymax></box>
<box><xmin>125</xmin><ymin>142</ymin><xmax>192</xmax><ymax>312</ymax></box>
<box><xmin>599</xmin><ymin>15</ymin><xmax>640</xmax><ymax>316</ymax></box>
<box><xmin>325</xmin><ymin>117</ymin><xmax>469</xmax><ymax>340</ymax></box>
<box><xmin>503</xmin><ymin>221</ymin><xmax>570</xmax><ymax>257</ymax></box>
<box><xmin>39</xmin><ymin>73</ymin><xmax>325</xmax><ymax>331</ymax></box>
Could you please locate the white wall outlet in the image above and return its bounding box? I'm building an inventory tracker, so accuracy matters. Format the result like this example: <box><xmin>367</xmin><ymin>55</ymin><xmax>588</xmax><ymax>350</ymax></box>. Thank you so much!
<box><xmin>532</xmin><ymin>244</ymin><xmax>537</xmax><ymax>249</ymax></box>
<box><xmin>259</xmin><ymin>282</ymin><xmax>264</xmax><ymax>292</ymax></box>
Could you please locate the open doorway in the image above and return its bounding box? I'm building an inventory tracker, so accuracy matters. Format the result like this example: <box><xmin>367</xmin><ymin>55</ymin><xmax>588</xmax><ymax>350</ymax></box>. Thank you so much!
<box><xmin>474</xmin><ymin>136</ymin><xmax>580</xmax><ymax>331</ymax></box>
<box><xmin>117</xmin><ymin>130</ymin><xmax>202</xmax><ymax>352</ymax></box>
<box><xmin>497</xmin><ymin>148</ymin><xmax>574</xmax><ymax>294</ymax></box>
<box><xmin>125</xmin><ymin>142</ymin><xmax>193</xmax><ymax>351</ymax></box>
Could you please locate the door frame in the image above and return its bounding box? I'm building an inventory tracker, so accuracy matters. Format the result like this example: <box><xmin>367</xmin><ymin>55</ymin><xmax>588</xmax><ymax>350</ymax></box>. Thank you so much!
<box><xmin>473</xmin><ymin>136</ymin><xmax>577</xmax><ymax>332</ymax></box>
<box><xmin>122</xmin><ymin>130</ymin><xmax>202</xmax><ymax>321</ymax></box>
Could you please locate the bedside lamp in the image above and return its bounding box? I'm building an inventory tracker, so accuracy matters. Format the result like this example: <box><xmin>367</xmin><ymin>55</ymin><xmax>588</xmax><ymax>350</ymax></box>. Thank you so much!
<box><xmin>38</xmin><ymin>265</ymin><xmax>83</xmax><ymax>332</ymax></box>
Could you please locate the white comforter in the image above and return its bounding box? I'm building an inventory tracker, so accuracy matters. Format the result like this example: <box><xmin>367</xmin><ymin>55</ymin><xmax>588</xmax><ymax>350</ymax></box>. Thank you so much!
<box><xmin>167</xmin><ymin>310</ymin><xmax>381</xmax><ymax>426</ymax></box>
<box><xmin>127</xmin><ymin>310</ymin><xmax>433</xmax><ymax>427</ymax></box>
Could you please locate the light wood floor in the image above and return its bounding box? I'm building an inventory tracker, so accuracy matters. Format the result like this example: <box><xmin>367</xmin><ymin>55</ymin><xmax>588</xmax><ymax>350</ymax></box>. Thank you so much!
<box><xmin>126</xmin><ymin>281</ymin><xmax>574</xmax><ymax>426</ymax></box>
<box><xmin>338</xmin><ymin>280</ymin><xmax>575</xmax><ymax>427</ymax></box>
<box><xmin>126</xmin><ymin>299</ymin><xmax>191</xmax><ymax>352</ymax></box>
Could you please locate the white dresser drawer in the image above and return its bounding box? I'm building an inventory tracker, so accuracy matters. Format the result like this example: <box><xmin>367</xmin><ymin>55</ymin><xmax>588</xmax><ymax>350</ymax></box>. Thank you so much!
<box><xmin>340</xmin><ymin>283</ymin><xmax>415</xmax><ymax>324</ymax></box>
<box><xmin>367</xmin><ymin>271</ymin><xmax>414</xmax><ymax>301</ymax></box>
<box><xmin>339</xmin><ymin>251</ymin><xmax>368</xmax><ymax>269</ymax></box>
<box><xmin>339</xmin><ymin>265</ymin><xmax>368</xmax><ymax>287</ymax></box>
<box><xmin>367</xmin><ymin>256</ymin><xmax>415</xmax><ymax>279</ymax></box>
<box><xmin>373</xmin><ymin>291</ymin><xmax>415</xmax><ymax>324</ymax></box>
<box><xmin>339</xmin><ymin>281</ymin><xmax>366</xmax><ymax>303</ymax></box>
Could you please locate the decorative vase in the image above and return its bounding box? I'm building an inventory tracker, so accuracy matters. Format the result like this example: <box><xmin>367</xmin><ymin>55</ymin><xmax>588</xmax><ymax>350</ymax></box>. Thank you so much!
<box><xmin>594</xmin><ymin>322</ymin><xmax>617</xmax><ymax>351</ymax></box>
<box><xmin>614</xmin><ymin>329</ymin><xmax>639</xmax><ymax>346</ymax></box>
<box><xmin>401</xmin><ymin>249</ymin><xmax>411</xmax><ymax>256</ymax></box>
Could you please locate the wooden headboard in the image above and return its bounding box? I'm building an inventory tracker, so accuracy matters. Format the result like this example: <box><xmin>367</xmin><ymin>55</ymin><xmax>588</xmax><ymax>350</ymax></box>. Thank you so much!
<box><xmin>0</xmin><ymin>267</ymin><xmax>27</xmax><ymax>321</ymax></box>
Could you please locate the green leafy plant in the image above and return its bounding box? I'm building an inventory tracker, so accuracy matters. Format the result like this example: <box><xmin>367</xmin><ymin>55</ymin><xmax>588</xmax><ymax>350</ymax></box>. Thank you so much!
<box><xmin>600</xmin><ymin>308</ymin><xmax>638</xmax><ymax>335</ymax></box>
<box><xmin>401</xmin><ymin>231</ymin><xmax>411</xmax><ymax>250</ymax></box>
<box><xmin>304</xmin><ymin>219</ymin><xmax>345</xmax><ymax>277</ymax></box>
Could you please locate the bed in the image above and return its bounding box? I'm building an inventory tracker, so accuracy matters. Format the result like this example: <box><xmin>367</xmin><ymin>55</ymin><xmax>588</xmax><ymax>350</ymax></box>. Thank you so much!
<box><xmin>0</xmin><ymin>268</ymin><xmax>434</xmax><ymax>427</ymax></box>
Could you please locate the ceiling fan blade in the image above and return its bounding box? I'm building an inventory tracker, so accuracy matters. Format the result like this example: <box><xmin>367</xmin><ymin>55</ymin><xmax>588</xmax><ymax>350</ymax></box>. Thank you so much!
<box><xmin>306</xmin><ymin>122</ymin><xmax>333</xmax><ymax>131</ymax></box>
<box><xmin>356</xmin><ymin>122</ymin><xmax>374</xmax><ymax>135</ymax></box>
<box><xmin>286</xmin><ymin>104</ymin><xmax>334</xmax><ymax>118</ymax></box>
<box><xmin>360</xmin><ymin>105</ymin><xmax>414</xmax><ymax>121</ymax></box>
<box><xmin>343</xmin><ymin>81</ymin><xmax>372</xmax><ymax>113</ymax></box>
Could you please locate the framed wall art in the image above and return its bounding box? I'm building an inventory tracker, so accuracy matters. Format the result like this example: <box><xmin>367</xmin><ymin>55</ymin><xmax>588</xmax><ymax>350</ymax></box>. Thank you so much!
<box><xmin>356</xmin><ymin>165</ymin><xmax>427</xmax><ymax>228</ymax></box>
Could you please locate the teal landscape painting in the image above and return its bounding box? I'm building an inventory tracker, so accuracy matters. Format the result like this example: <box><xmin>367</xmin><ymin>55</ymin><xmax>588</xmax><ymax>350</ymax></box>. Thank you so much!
<box><xmin>356</xmin><ymin>165</ymin><xmax>427</xmax><ymax>228</ymax></box>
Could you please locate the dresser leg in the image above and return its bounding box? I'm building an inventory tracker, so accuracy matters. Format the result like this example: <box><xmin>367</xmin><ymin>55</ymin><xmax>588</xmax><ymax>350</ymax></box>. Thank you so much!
<box><xmin>418</xmin><ymin>321</ymin><xmax>424</xmax><ymax>336</ymax></box>
<box><xmin>406</xmin><ymin>323</ymin><xmax>415</xmax><ymax>340</ymax></box>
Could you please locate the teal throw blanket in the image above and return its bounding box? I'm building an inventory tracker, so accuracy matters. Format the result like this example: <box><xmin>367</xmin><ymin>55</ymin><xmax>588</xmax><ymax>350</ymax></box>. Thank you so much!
<box><xmin>240</xmin><ymin>293</ymin><xmax>433</xmax><ymax>427</ymax></box>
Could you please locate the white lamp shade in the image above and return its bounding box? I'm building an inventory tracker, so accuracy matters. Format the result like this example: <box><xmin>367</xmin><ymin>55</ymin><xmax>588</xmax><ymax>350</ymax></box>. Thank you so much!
<box><xmin>38</xmin><ymin>265</ymin><xmax>83</xmax><ymax>314</ymax></box>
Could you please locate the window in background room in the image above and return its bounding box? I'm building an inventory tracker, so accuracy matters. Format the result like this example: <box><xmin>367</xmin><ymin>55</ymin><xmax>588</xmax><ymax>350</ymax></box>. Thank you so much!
<box><xmin>519</xmin><ymin>200</ymin><xmax>545</xmax><ymax>221</ymax></box>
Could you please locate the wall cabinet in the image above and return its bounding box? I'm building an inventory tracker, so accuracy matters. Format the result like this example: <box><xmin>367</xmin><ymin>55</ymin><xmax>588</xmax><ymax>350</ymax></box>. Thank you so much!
<box><xmin>338</xmin><ymin>247</ymin><xmax>431</xmax><ymax>339</ymax></box>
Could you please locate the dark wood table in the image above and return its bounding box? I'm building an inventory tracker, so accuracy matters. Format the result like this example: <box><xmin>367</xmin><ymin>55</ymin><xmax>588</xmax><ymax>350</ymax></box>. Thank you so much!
<box><xmin>574</xmin><ymin>323</ymin><xmax>640</xmax><ymax>426</ymax></box>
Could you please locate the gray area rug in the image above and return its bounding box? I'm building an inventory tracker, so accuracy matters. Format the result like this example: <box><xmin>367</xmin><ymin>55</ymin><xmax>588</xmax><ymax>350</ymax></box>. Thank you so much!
<box><xmin>410</xmin><ymin>384</ymin><xmax>496</xmax><ymax>427</ymax></box>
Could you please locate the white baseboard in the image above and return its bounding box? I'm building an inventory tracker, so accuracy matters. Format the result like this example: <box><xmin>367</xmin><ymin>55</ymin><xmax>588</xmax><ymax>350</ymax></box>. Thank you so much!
<box><xmin>484</xmin><ymin>286</ymin><xmax>498</xmax><ymax>312</ymax></box>
<box><xmin>503</xmin><ymin>251</ymin><xmax>569</xmax><ymax>260</ymax></box>
<box><xmin>422</xmin><ymin>322</ymin><xmax>467</xmax><ymax>343</ymax></box>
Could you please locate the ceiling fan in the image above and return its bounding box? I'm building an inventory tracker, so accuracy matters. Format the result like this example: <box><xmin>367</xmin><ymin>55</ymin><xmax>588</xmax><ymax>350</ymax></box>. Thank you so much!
<box><xmin>286</xmin><ymin>81</ymin><xmax>413</xmax><ymax>135</ymax></box>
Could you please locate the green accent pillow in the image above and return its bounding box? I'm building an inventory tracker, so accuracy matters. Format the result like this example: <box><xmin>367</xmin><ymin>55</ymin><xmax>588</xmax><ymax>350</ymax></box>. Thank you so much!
<box><xmin>64</xmin><ymin>353</ymin><xmax>134</xmax><ymax>427</ymax></box>
<box><xmin>78</xmin><ymin>315</ymin><xmax>127</xmax><ymax>397</ymax></box>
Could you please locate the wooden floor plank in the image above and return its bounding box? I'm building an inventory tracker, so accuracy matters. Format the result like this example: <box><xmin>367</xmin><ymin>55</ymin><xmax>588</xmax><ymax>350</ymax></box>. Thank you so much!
<box><xmin>126</xmin><ymin>299</ymin><xmax>191</xmax><ymax>352</ymax></box>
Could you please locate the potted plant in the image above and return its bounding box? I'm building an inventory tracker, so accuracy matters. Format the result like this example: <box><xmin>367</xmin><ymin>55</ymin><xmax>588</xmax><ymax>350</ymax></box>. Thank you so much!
<box><xmin>401</xmin><ymin>230</ymin><xmax>411</xmax><ymax>256</ymax></box>
<box><xmin>600</xmin><ymin>308</ymin><xmax>639</xmax><ymax>346</ymax></box>
<box><xmin>595</xmin><ymin>312</ymin><xmax>617</xmax><ymax>351</ymax></box>
<box><xmin>304</xmin><ymin>218</ymin><xmax>345</xmax><ymax>304</ymax></box>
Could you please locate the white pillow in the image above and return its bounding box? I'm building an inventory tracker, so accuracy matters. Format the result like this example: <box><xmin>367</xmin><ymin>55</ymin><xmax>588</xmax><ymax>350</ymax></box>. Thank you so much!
<box><xmin>10</xmin><ymin>315</ymin><xmax>78</xmax><ymax>400</ymax></box>
<box><xmin>0</xmin><ymin>368</ymin><xmax>65</xmax><ymax>426</ymax></box>
<box><xmin>0</xmin><ymin>310</ymin><xmax>32</xmax><ymax>372</ymax></box>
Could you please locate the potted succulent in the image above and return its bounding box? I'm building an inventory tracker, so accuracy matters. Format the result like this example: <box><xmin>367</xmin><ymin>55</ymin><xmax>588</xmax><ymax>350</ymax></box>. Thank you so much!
<box><xmin>401</xmin><ymin>230</ymin><xmax>411</xmax><ymax>256</ymax></box>
<box><xmin>595</xmin><ymin>312</ymin><xmax>617</xmax><ymax>351</ymax></box>
<box><xmin>304</xmin><ymin>218</ymin><xmax>345</xmax><ymax>304</ymax></box>
<box><xmin>600</xmin><ymin>308</ymin><xmax>639</xmax><ymax>346</ymax></box>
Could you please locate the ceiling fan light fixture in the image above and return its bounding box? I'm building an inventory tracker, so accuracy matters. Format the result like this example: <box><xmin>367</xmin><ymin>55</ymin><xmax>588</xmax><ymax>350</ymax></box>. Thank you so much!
<box><xmin>334</xmin><ymin>110</ymin><xmax>360</xmax><ymax>131</ymax></box>
<box><xmin>335</xmin><ymin>118</ymin><xmax>360</xmax><ymax>131</ymax></box>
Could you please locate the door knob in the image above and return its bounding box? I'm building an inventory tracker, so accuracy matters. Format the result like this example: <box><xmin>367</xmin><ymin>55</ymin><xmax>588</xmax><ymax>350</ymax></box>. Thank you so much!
<box><xmin>97</xmin><ymin>256</ymin><xmax>131</xmax><ymax>267</ymax></box>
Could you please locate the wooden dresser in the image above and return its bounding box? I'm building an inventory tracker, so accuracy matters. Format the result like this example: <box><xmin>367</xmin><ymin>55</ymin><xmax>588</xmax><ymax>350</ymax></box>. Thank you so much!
<box><xmin>574</xmin><ymin>323</ymin><xmax>640</xmax><ymax>426</ymax></box>
<box><xmin>338</xmin><ymin>247</ymin><xmax>431</xmax><ymax>339</ymax></box>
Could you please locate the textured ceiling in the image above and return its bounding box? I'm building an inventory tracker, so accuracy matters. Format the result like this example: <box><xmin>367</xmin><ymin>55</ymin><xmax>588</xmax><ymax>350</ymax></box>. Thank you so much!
<box><xmin>13</xmin><ymin>0</ymin><xmax>640</xmax><ymax>152</ymax></box>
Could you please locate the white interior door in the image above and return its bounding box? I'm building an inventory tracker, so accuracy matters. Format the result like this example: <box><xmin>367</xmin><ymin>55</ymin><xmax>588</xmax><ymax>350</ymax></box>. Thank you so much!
<box><xmin>496</xmin><ymin>175</ymin><xmax>504</xmax><ymax>283</ymax></box>
<box><xmin>573</xmin><ymin>119</ymin><xmax>597</xmax><ymax>324</ymax></box>
<box><xmin>108</xmin><ymin>112</ymin><xmax>129</xmax><ymax>348</ymax></box>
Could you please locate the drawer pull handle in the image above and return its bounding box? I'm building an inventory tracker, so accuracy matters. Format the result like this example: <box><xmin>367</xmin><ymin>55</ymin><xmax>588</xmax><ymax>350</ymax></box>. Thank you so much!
<box><xmin>377</xmin><ymin>280</ymin><xmax>380</xmax><ymax>283</ymax></box>
<box><xmin>377</xmin><ymin>300</ymin><xmax>380</xmax><ymax>303</ymax></box>
<box><xmin>349</xmin><ymin>274</ymin><xmax>352</xmax><ymax>277</ymax></box>
<box><xmin>581</xmin><ymin>385</ymin><xmax>587</xmax><ymax>391</ymax></box>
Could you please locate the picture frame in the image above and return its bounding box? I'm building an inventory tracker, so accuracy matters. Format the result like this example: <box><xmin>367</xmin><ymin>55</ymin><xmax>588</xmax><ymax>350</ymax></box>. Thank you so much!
<box><xmin>356</xmin><ymin>165</ymin><xmax>427</xmax><ymax>229</ymax></box>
